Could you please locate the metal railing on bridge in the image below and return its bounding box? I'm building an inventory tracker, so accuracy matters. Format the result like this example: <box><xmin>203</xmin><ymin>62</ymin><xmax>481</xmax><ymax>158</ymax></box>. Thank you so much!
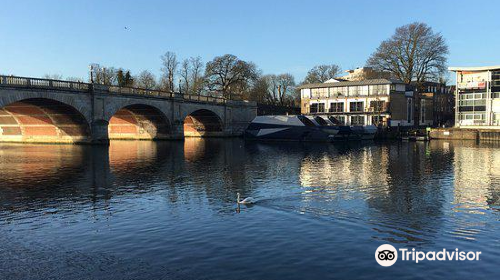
<box><xmin>0</xmin><ymin>75</ymin><xmax>227</xmax><ymax>104</ymax></box>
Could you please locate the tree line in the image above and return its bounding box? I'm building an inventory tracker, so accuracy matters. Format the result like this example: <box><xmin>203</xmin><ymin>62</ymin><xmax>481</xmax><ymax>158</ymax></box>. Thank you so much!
<box><xmin>43</xmin><ymin>22</ymin><xmax>448</xmax><ymax>106</ymax></box>
<box><xmin>82</xmin><ymin>53</ymin><xmax>307</xmax><ymax>107</ymax></box>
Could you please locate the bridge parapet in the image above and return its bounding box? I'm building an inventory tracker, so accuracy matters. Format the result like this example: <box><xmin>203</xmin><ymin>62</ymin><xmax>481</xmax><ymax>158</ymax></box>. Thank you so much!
<box><xmin>0</xmin><ymin>75</ymin><xmax>89</xmax><ymax>91</ymax></box>
<box><xmin>0</xmin><ymin>75</ymin><xmax>227</xmax><ymax>105</ymax></box>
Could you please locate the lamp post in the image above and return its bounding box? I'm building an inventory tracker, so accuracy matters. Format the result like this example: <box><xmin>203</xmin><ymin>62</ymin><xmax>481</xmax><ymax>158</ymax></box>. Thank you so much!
<box><xmin>89</xmin><ymin>64</ymin><xmax>94</xmax><ymax>83</ymax></box>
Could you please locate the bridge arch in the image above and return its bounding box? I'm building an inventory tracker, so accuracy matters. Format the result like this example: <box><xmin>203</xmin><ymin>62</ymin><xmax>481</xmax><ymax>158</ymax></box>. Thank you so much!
<box><xmin>0</xmin><ymin>98</ymin><xmax>91</xmax><ymax>143</ymax></box>
<box><xmin>183</xmin><ymin>109</ymin><xmax>224</xmax><ymax>137</ymax></box>
<box><xmin>108</xmin><ymin>104</ymin><xmax>172</xmax><ymax>140</ymax></box>
<box><xmin>0</xmin><ymin>92</ymin><xmax>91</xmax><ymax>124</ymax></box>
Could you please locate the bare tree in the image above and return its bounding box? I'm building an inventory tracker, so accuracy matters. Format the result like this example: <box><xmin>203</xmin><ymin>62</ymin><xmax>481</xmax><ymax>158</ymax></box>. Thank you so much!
<box><xmin>90</xmin><ymin>65</ymin><xmax>117</xmax><ymax>85</ymax></box>
<box><xmin>205</xmin><ymin>54</ymin><xmax>258</xmax><ymax>99</ymax></box>
<box><xmin>179</xmin><ymin>59</ymin><xmax>191</xmax><ymax>94</ymax></box>
<box><xmin>267</xmin><ymin>74</ymin><xmax>296</xmax><ymax>106</ymax></box>
<box><xmin>160</xmin><ymin>51</ymin><xmax>178</xmax><ymax>91</ymax></box>
<box><xmin>190</xmin><ymin>56</ymin><xmax>204</xmax><ymax>95</ymax></box>
<box><xmin>248</xmin><ymin>76</ymin><xmax>270</xmax><ymax>104</ymax></box>
<box><xmin>366</xmin><ymin>22</ymin><xmax>448</xmax><ymax>85</ymax></box>
<box><xmin>136</xmin><ymin>70</ymin><xmax>157</xmax><ymax>89</ymax></box>
<box><xmin>303</xmin><ymin>64</ymin><xmax>342</xmax><ymax>84</ymax></box>
<box><xmin>179</xmin><ymin>56</ymin><xmax>205</xmax><ymax>95</ymax></box>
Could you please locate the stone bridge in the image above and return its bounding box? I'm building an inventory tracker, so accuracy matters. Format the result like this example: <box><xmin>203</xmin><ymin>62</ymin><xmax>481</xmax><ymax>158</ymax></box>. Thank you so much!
<box><xmin>0</xmin><ymin>75</ymin><xmax>257</xmax><ymax>144</ymax></box>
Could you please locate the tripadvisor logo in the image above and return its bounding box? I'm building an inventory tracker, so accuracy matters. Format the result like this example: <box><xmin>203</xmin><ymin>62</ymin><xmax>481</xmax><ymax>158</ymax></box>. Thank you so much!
<box><xmin>375</xmin><ymin>244</ymin><xmax>398</xmax><ymax>267</ymax></box>
<box><xmin>375</xmin><ymin>244</ymin><xmax>482</xmax><ymax>267</ymax></box>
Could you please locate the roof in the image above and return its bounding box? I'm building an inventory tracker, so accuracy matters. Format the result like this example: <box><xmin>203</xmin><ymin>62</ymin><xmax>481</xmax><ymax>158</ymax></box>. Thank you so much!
<box><xmin>298</xmin><ymin>78</ymin><xmax>405</xmax><ymax>89</ymax></box>
<box><xmin>448</xmin><ymin>65</ymin><xmax>500</xmax><ymax>72</ymax></box>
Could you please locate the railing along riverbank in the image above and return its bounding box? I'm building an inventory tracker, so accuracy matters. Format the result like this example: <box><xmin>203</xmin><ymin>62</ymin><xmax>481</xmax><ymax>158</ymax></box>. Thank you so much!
<box><xmin>0</xmin><ymin>75</ymin><xmax>227</xmax><ymax>104</ymax></box>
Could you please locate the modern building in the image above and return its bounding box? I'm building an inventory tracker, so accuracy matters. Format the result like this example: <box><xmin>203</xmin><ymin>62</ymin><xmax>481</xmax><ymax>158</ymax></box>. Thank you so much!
<box><xmin>449</xmin><ymin>65</ymin><xmax>500</xmax><ymax>128</ymax></box>
<box><xmin>299</xmin><ymin>79</ymin><xmax>414</xmax><ymax>127</ymax></box>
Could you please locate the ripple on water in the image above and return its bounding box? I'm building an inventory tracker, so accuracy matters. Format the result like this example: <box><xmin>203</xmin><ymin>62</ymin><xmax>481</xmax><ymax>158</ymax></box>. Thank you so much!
<box><xmin>0</xmin><ymin>140</ymin><xmax>499</xmax><ymax>280</ymax></box>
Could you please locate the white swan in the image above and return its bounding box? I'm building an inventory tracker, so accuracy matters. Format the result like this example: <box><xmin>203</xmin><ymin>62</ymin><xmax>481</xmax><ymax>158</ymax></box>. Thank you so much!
<box><xmin>237</xmin><ymin>192</ymin><xmax>255</xmax><ymax>204</ymax></box>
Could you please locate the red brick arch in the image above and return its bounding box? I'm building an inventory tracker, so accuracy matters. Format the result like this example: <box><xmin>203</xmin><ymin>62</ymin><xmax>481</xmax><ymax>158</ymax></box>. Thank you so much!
<box><xmin>0</xmin><ymin>98</ymin><xmax>91</xmax><ymax>143</ymax></box>
<box><xmin>183</xmin><ymin>109</ymin><xmax>223</xmax><ymax>137</ymax></box>
<box><xmin>108</xmin><ymin>104</ymin><xmax>171</xmax><ymax>140</ymax></box>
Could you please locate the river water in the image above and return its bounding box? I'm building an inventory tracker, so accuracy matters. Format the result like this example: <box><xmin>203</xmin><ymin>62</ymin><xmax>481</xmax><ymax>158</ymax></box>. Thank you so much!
<box><xmin>0</xmin><ymin>139</ymin><xmax>499</xmax><ymax>279</ymax></box>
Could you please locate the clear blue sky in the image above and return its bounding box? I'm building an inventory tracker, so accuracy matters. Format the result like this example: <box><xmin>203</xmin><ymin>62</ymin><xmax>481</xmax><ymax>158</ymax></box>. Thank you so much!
<box><xmin>1</xmin><ymin>0</ymin><xmax>499</xmax><ymax>82</ymax></box>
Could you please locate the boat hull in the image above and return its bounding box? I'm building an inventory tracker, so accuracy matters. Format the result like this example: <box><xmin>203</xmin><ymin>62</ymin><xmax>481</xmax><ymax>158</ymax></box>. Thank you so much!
<box><xmin>245</xmin><ymin>116</ymin><xmax>335</xmax><ymax>142</ymax></box>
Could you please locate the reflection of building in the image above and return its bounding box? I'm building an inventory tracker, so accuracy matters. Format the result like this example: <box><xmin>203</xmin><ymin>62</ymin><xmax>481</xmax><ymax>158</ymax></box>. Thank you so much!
<box><xmin>452</xmin><ymin>142</ymin><xmax>500</xmax><ymax>212</ymax></box>
<box><xmin>449</xmin><ymin>65</ymin><xmax>500</xmax><ymax>128</ymax></box>
<box><xmin>300</xmin><ymin>79</ymin><xmax>414</xmax><ymax>127</ymax></box>
<box><xmin>299</xmin><ymin>147</ymin><xmax>390</xmax><ymax>191</ymax></box>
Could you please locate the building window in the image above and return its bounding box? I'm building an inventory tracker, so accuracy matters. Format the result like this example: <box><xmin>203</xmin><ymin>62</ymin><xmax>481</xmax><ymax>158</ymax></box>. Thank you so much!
<box><xmin>407</xmin><ymin>98</ymin><xmax>413</xmax><ymax>123</ymax></box>
<box><xmin>370</xmin><ymin>101</ymin><xmax>385</xmax><ymax>112</ymax></box>
<box><xmin>311</xmin><ymin>88</ymin><xmax>329</xmax><ymax>98</ymax></box>
<box><xmin>370</xmin><ymin>84</ymin><xmax>388</xmax><ymax>95</ymax></box>
<box><xmin>349</xmin><ymin>101</ymin><xmax>364</xmax><ymax>112</ymax></box>
<box><xmin>359</xmin><ymin>86</ymin><xmax>369</xmax><ymax>96</ymax></box>
<box><xmin>337</xmin><ymin>116</ymin><xmax>345</xmax><ymax>125</ymax></box>
<box><xmin>351</xmin><ymin>116</ymin><xmax>365</xmax><ymax>125</ymax></box>
<box><xmin>349</xmin><ymin>86</ymin><xmax>359</xmax><ymax>96</ymax></box>
<box><xmin>331</xmin><ymin>86</ymin><xmax>348</xmax><ymax>97</ymax></box>
<box><xmin>318</xmin><ymin>103</ymin><xmax>325</xmax><ymax>113</ymax></box>
<box><xmin>420</xmin><ymin>100</ymin><xmax>426</xmax><ymax>123</ymax></box>
<box><xmin>310</xmin><ymin>103</ymin><xmax>325</xmax><ymax>113</ymax></box>
<box><xmin>459</xmin><ymin>113</ymin><xmax>486</xmax><ymax>125</ymax></box>
<box><xmin>329</xmin><ymin>102</ymin><xmax>344</xmax><ymax>112</ymax></box>
<box><xmin>310</xmin><ymin>103</ymin><xmax>318</xmax><ymax>113</ymax></box>
<box><xmin>372</xmin><ymin>116</ymin><xmax>384</xmax><ymax>125</ymax></box>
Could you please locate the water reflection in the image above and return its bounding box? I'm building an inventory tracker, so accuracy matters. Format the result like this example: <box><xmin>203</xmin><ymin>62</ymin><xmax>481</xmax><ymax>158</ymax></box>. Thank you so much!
<box><xmin>0</xmin><ymin>139</ymin><xmax>499</xmax><ymax>279</ymax></box>
<box><xmin>1</xmin><ymin>140</ymin><xmax>499</xmax><ymax>225</ymax></box>
<box><xmin>296</xmin><ymin>140</ymin><xmax>500</xmax><ymax>245</ymax></box>
<box><xmin>451</xmin><ymin>141</ymin><xmax>500</xmax><ymax>211</ymax></box>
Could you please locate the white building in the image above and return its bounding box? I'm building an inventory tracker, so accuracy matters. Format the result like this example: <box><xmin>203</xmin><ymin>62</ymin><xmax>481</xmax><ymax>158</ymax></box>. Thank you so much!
<box><xmin>299</xmin><ymin>79</ymin><xmax>414</xmax><ymax>127</ymax></box>
<box><xmin>449</xmin><ymin>65</ymin><xmax>500</xmax><ymax>128</ymax></box>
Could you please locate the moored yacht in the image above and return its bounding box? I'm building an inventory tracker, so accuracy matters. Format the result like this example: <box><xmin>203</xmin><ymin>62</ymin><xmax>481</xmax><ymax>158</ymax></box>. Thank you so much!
<box><xmin>245</xmin><ymin>115</ymin><xmax>336</xmax><ymax>142</ymax></box>
<box><xmin>245</xmin><ymin>115</ymin><xmax>377</xmax><ymax>142</ymax></box>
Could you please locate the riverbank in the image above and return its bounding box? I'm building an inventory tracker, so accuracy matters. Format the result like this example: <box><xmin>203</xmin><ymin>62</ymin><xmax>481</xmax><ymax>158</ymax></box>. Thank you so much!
<box><xmin>430</xmin><ymin>128</ymin><xmax>500</xmax><ymax>141</ymax></box>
